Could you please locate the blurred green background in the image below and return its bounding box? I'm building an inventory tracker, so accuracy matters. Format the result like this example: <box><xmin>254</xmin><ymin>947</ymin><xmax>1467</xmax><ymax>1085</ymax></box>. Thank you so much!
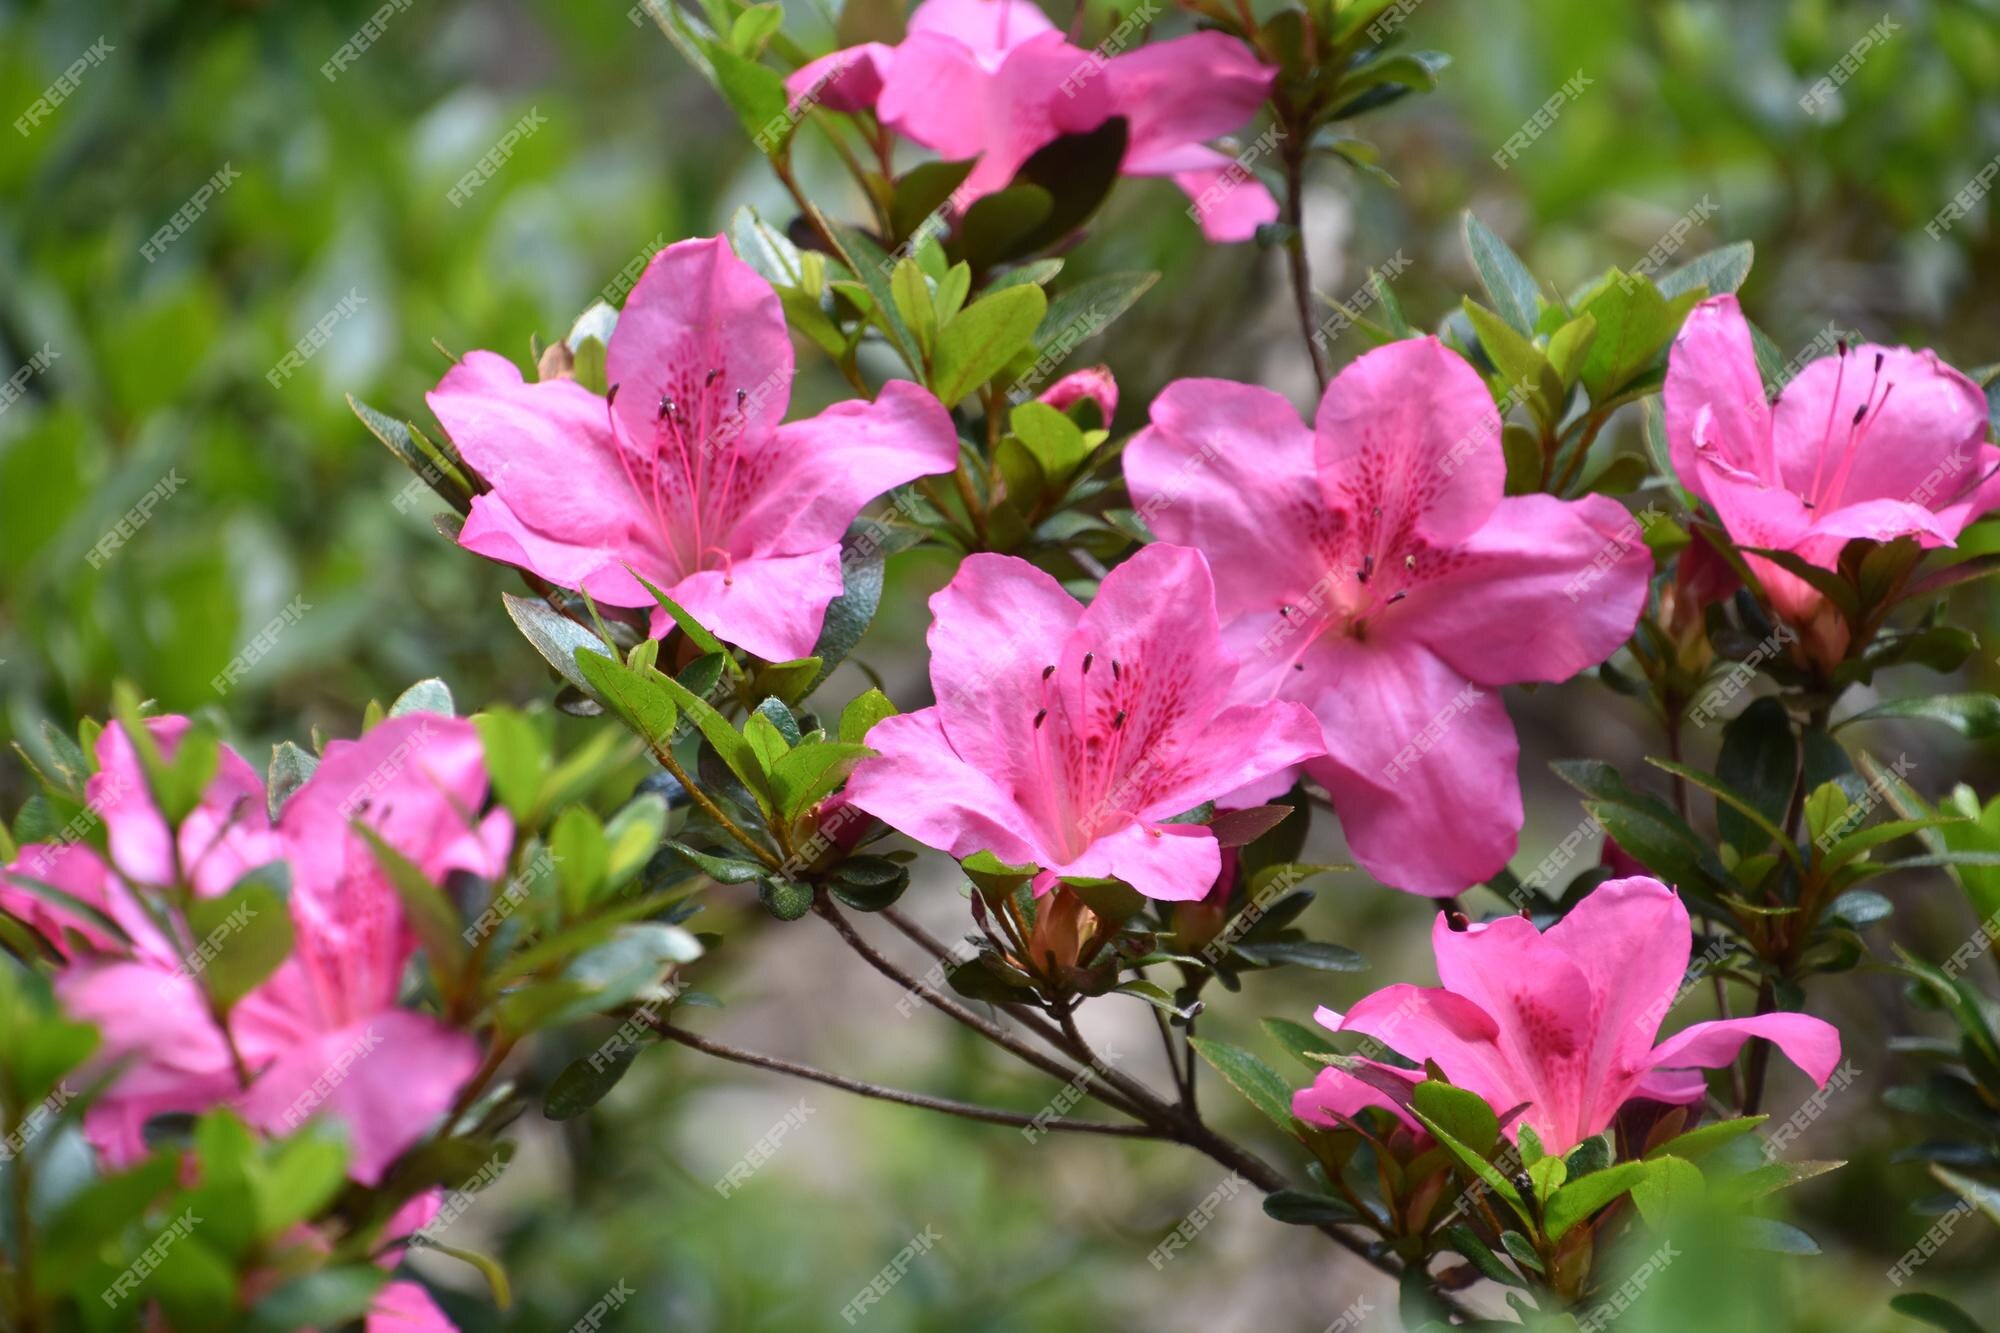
<box><xmin>3</xmin><ymin>0</ymin><xmax>1999</xmax><ymax>1327</ymax></box>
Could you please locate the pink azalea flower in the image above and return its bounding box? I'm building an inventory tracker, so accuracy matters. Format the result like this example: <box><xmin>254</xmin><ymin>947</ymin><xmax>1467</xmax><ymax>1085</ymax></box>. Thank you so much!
<box><xmin>1123</xmin><ymin>338</ymin><xmax>1651</xmax><ymax>896</ymax></box>
<box><xmin>90</xmin><ymin>716</ymin><xmax>281</xmax><ymax>898</ymax></box>
<box><xmin>1036</xmin><ymin>364</ymin><xmax>1118</xmax><ymax>425</ymax></box>
<box><xmin>50</xmin><ymin>715</ymin><xmax>507</xmax><ymax>1185</ymax></box>
<box><xmin>790</xmin><ymin>0</ymin><xmax>1279</xmax><ymax>242</ymax></box>
<box><xmin>365</xmin><ymin>1279</ymin><xmax>457</xmax><ymax>1331</ymax></box>
<box><xmin>1292</xmin><ymin>876</ymin><xmax>1842</xmax><ymax>1154</ymax></box>
<box><xmin>428</xmin><ymin>235</ymin><xmax>959</xmax><ymax>663</ymax></box>
<box><xmin>845</xmin><ymin>544</ymin><xmax>1324</xmax><ymax>901</ymax></box>
<box><xmin>1666</xmin><ymin>294</ymin><xmax>1998</xmax><ymax>639</ymax></box>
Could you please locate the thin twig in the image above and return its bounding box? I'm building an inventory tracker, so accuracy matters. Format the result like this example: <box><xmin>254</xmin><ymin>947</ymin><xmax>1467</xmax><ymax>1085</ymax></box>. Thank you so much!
<box><xmin>1280</xmin><ymin>140</ymin><xmax>1329</xmax><ymax>394</ymax></box>
<box><xmin>652</xmin><ymin>1021</ymin><xmax>1159</xmax><ymax>1138</ymax></box>
<box><xmin>813</xmin><ymin>897</ymin><xmax>1149</xmax><ymax>1119</ymax></box>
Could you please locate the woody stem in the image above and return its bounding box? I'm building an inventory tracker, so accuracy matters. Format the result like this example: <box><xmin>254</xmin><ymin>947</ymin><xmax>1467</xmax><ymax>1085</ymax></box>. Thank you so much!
<box><xmin>649</xmin><ymin>1021</ymin><xmax>1158</xmax><ymax>1138</ymax></box>
<box><xmin>1280</xmin><ymin>136</ymin><xmax>1329</xmax><ymax>394</ymax></box>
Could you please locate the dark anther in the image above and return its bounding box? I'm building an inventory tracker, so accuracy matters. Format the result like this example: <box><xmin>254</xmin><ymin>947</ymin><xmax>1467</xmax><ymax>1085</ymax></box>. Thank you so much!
<box><xmin>706</xmin><ymin>367</ymin><xmax>723</xmax><ymax>385</ymax></box>
<box><xmin>1387</xmin><ymin>591</ymin><xmax>1408</xmax><ymax>605</ymax></box>
<box><xmin>1874</xmin><ymin>352</ymin><xmax>1884</xmax><ymax>372</ymax></box>
<box><xmin>1358</xmin><ymin>554</ymin><xmax>1374</xmax><ymax>584</ymax></box>
<box><xmin>658</xmin><ymin>395</ymin><xmax>673</xmax><ymax>421</ymax></box>
<box><xmin>1851</xmin><ymin>403</ymin><xmax>1867</xmax><ymax>425</ymax></box>
<box><xmin>1446</xmin><ymin>910</ymin><xmax>1470</xmax><ymax>932</ymax></box>
<box><xmin>1042</xmin><ymin>664</ymin><xmax>1056</xmax><ymax>680</ymax></box>
<box><xmin>1111</xmin><ymin>658</ymin><xmax>1122</xmax><ymax>680</ymax></box>
<box><xmin>1293</xmin><ymin>663</ymin><xmax>1305</xmax><ymax>671</ymax></box>
<box><xmin>1082</xmin><ymin>652</ymin><xmax>1095</xmax><ymax>674</ymax></box>
<box><xmin>736</xmin><ymin>387</ymin><xmax>748</xmax><ymax>408</ymax></box>
<box><xmin>1837</xmin><ymin>339</ymin><xmax>1849</xmax><ymax>356</ymax></box>
<box><xmin>1404</xmin><ymin>554</ymin><xmax>1416</xmax><ymax>571</ymax></box>
<box><xmin>1112</xmin><ymin>710</ymin><xmax>1127</xmax><ymax>730</ymax></box>
<box><xmin>1033</xmin><ymin>708</ymin><xmax>1047</xmax><ymax>729</ymax></box>
<box><xmin>606</xmin><ymin>382</ymin><xmax>622</xmax><ymax>405</ymax></box>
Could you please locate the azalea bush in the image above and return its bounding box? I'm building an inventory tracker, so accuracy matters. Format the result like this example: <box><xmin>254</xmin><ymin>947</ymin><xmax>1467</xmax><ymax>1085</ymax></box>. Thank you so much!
<box><xmin>4</xmin><ymin>0</ymin><xmax>2000</xmax><ymax>1329</ymax></box>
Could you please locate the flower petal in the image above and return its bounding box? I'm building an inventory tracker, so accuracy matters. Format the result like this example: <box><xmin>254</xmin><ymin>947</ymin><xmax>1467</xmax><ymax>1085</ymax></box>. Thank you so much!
<box><xmin>1315</xmin><ymin>337</ymin><xmax>1504</xmax><ymax>548</ymax></box>
<box><xmin>1402</xmin><ymin>493</ymin><xmax>1651</xmax><ymax>686</ymax></box>
<box><xmin>786</xmin><ymin>42</ymin><xmax>896</xmax><ymax>113</ymax></box>
<box><xmin>1647</xmin><ymin>1011</ymin><xmax>1842</xmax><ymax>1089</ymax></box>
<box><xmin>1037</xmin><ymin>365</ymin><xmax>1118</xmax><ymax>424</ymax></box>
<box><xmin>427</xmin><ymin>350</ymin><xmax>657</xmax><ymax>606</ymax></box>
<box><xmin>367</xmin><ymin>1279</ymin><xmax>458</xmax><ymax>1332</ymax></box>
<box><xmin>1107</xmin><ymin>31</ymin><xmax>1274</xmax><ymax>167</ymax></box>
<box><xmin>845</xmin><ymin>708</ymin><xmax>1048</xmax><ymax>867</ymax></box>
<box><xmin>1663</xmin><ymin>294</ymin><xmax>1773</xmax><ymax>501</ymax></box>
<box><xmin>1051</xmin><ymin>821</ymin><xmax>1219</xmax><ymax>902</ymax></box>
<box><xmin>733</xmin><ymin>378</ymin><xmax>960</xmax><ymax>557</ymax></box>
<box><xmin>1771</xmin><ymin>344</ymin><xmax>1989</xmax><ymax>512</ymax></box>
<box><xmin>1301</xmin><ymin>638</ymin><xmax>1520</xmax><ymax>896</ymax></box>
<box><xmin>1538</xmin><ymin>876</ymin><xmax>1692</xmax><ymax>1109</ymax></box>
<box><xmin>655</xmin><ymin>546</ymin><xmax>847</xmax><ymax>665</ymax></box>
<box><xmin>907</xmin><ymin>0</ymin><xmax>1057</xmax><ymax>67</ymax></box>
<box><xmin>605</xmin><ymin>236</ymin><xmax>794</xmax><ymax>450</ymax></box>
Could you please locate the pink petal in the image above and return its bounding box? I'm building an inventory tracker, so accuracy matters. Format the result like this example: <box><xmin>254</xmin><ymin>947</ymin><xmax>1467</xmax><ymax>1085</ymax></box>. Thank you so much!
<box><xmin>844</xmin><ymin>708</ymin><xmax>1049</xmax><ymax>867</ymax></box>
<box><xmin>651</xmin><ymin>546</ymin><xmax>847</xmax><ymax>664</ymax></box>
<box><xmin>1928</xmin><ymin>443</ymin><xmax>2000</xmax><ymax>537</ymax></box>
<box><xmin>1648</xmin><ymin>1011</ymin><xmax>1842</xmax><ymax>1089</ymax></box>
<box><xmin>1051</xmin><ymin>821</ymin><xmax>1220</xmax><ymax>903</ymax></box>
<box><xmin>427</xmin><ymin>350</ymin><xmax>658</xmax><ymax>607</ymax></box>
<box><xmin>1293</xmin><ymin>1061</ymin><xmax>1421</xmax><ymax>1133</ymax></box>
<box><xmin>236</xmin><ymin>1012</ymin><xmax>481</xmax><ymax>1187</ymax></box>
<box><xmin>1315</xmin><ymin>337</ymin><xmax>1504</xmax><ymax>548</ymax></box>
<box><xmin>91</xmin><ymin>717</ymin><xmax>277</xmax><ymax>898</ymax></box>
<box><xmin>1301</xmin><ymin>637</ymin><xmax>1521</xmax><ymax>896</ymax></box>
<box><xmin>921</xmin><ymin>551</ymin><xmax>1084</xmax><ymax>826</ymax></box>
<box><xmin>786</xmin><ymin>42</ymin><xmax>896</xmax><ymax>113</ymax></box>
<box><xmin>732</xmin><ymin>378</ymin><xmax>960</xmax><ymax>557</ymax></box>
<box><xmin>1663</xmin><ymin>294</ymin><xmax>1774</xmax><ymax>501</ymax></box>
<box><xmin>1770</xmin><ymin>344</ymin><xmax>1989</xmax><ymax>513</ymax></box>
<box><xmin>1165</xmin><ymin>151</ymin><xmax>1280</xmax><ymax>243</ymax></box>
<box><xmin>1402</xmin><ymin>493</ymin><xmax>1651</xmax><ymax>686</ymax></box>
<box><xmin>1124</xmin><ymin>378</ymin><xmax>1329</xmax><ymax>698</ymax></box>
<box><xmin>368</xmin><ymin>1279</ymin><xmax>457</xmax><ymax>1332</ymax></box>
<box><xmin>605</xmin><ymin>236</ymin><xmax>794</xmax><ymax>451</ymax></box>
<box><xmin>1802</xmin><ymin>496</ymin><xmax>1959</xmax><ymax>548</ymax></box>
<box><xmin>1334</xmin><ymin>983</ymin><xmax>1530</xmax><ymax>1125</ymax></box>
<box><xmin>3</xmin><ymin>842</ymin><xmax>163</xmax><ymax>959</ymax></box>
<box><xmin>1537</xmin><ymin>876</ymin><xmax>1692</xmax><ymax>1110</ymax></box>
<box><xmin>907</xmin><ymin>0</ymin><xmax>1057</xmax><ymax>67</ymax></box>
<box><xmin>1108</xmin><ymin>31</ymin><xmax>1275</xmax><ymax>167</ymax></box>
<box><xmin>1037</xmin><ymin>365</ymin><xmax>1118</xmax><ymax>424</ymax></box>
<box><xmin>876</xmin><ymin>31</ymin><xmax>995</xmax><ymax>161</ymax></box>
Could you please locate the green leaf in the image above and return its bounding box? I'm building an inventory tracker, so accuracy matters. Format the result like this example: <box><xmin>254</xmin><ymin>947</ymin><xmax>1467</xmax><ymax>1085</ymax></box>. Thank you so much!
<box><xmin>1647</xmin><ymin>757</ymin><xmax>1802</xmax><ymax>870</ymax></box>
<box><xmin>652</xmin><ymin>672</ymin><xmax>777</xmax><ymax>818</ymax></box>
<box><xmin>1734</xmin><ymin>1217</ymin><xmax>1820</xmax><ymax>1254</ymax></box>
<box><xmin>934</xmin><ymin>285</ymin><xmax>1048</xmax><ymax>406</ymax></box>
<box><xmin>1261</xmin><ymin>1017</ymin><xmax>1337</xmax><ymax>1071</ymax></box>
<box><xmin>758</xmin><ymin>873</ymin><xmax>814</xmax><ymax>920</ymax></box>
<box><xmin>1463</xmin><ymin>213</ymin><xmax>1542</xmax><ymax>335</ymax></box>
<box><xmin>1715</xmin><ymin>697</ymin><xmax>1797</xmax><ymax>856</ymax></box>
<box><xmin>1011</xmin><ymin>400</ymin><xmax>1091</xmax><ymax>481</ymax></box>
<box><xmin>1188</xmin><ymin>1037</ymin><xmax>1298</xmax><ymax>1134</ymax></box>
<box><xmin>828</xmin><ymin>855</ymin><xmax>910</xmax><ymax>912</ymax></box>
<box><xmin>356</xmin><ymin>825</ymin><xmax>468</xmax><ymax>985</ymax></box>
<box><xmin>1574</xmin><ymin>270</ymin><xmax>1679</xmax><ymax>402</ymax></box>
<box><xmin>1444</xmin><ymin>1223</ymin><xmax>1528</xmax><ymax>1288</ymax></box>
<box><xmin>665</xmin><ymin>841</ymin><xmax>768</xmax><ymax>885</ymax></box>
<box><xmin>807</xmin><ymin>522</ymin><xmax>887</xmax><ymax>692</ymax></box>
<box><xmin>705</xmin><ymin>38</ymin><xmax>790</xmax><ymax>152</ymax></box>
<box><xmin>839</xmin><ymin>689</ymin><xmax>897</xmax><ymax>744</ymax></box>
<box><xmin>545</xmin><ymin>1045</ymin><xmax>641</xmax><ymax>1121</ymax></box>
<box><xmin>185</xmin><ymin>867</ymin><xmax>295</xmax><ymax>1009</ymax></box>
<box><xmin>249</xmin><ymin>1267</ymin><xmax>391</xmax><ymax>1332</ymax></box>
<box><xmin>1889</xmin><ymin>1293</ymin><xmax>1991</xmax><ymax>1333</ymax></box>
<box><xmin>573</xmin><ymin>647</ymin><xmax>679</xmax><ymax>750</ymax></box>
<box><xmin>473</xmin><ymin>709</ymin><xmax>548</xmax><ymax>823</ymax></box>
<box><xmin>1840</xmin><ymin>693</ymin><xmax>2000</xmax><ymax>739</ymax></box>
<box><xmin>1229</xmin><ymin>939</ymin><xmax>1366</xmax><ymax>971</ymax></box>
<box><xmin>551</xmin><ymin>805</ymin><xmax>610</xmax><ymax>912</ymax></box>
<box><xmin>1408</xmin><ymin>1107</ymin><xmax>1531</xmax><ymax>1225</ymax></box>
<box><xmin>833</xmin><ymin>223</ymin><xmax>923</xmax><ymax>370</ymax></box>
<box><xmin>1462</xmin><ymin>298</ymin><xmax>1558</xmax><ymax>423</ymax></box>
<box><xmin>389</xmin><ymin>678</ymin><xmax>455</xmax><ymax>718</ymax></box>
<box><xmin>1628</xmin><ymin>1154</ymin><xmax>1705</xmax><ymax>1226</ymax></box>
<box><xmin>1657</xmin><ymin>240</ymin><xmax>1753</xmax><ymax>299</ymax></box>
<box><xmin>1263</xmin><ymin>1189</ymin><xmax>1361</xmax><ymax>1225</ymax></box>
<box><xmin>1542</xmin><ymin>1159</ymin><xmax>1653</xmax><ymax>1241</ymax></box>
<box><xmin>503</xmin><ymin>592</ymin><xmax>611</xmax><ymax>695</ymax></box>
<box><xmin>1413</xmin><ymin>1080</ymin><xmax>1500</xmax><ymax>1157</ymax></box>
<box><xmin>770</xmin><ymin>741</ymin><xmax>873</xmax><ymax>820</ymax></box>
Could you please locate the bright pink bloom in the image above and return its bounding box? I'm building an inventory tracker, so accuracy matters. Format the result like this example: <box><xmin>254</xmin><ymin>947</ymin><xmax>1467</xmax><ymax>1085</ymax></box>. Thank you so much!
<box><xmin>846</xmin><ymin>544</ymin><xmax>1323</xmax><ymax>902</ymax></box>
<box><xmin>1124</xmin><ymin>338</ymin><xmax>1651</xmax><ymax>896</ymax></box>
<box><xmin>91</xmin><ymin>717</ymin><xmax>281</xmax><ymax>898</ymax></box>
<box><xmin>788</xmin><ymin>42</ymin><xmax>896</xmax><ymax>113</ymax></box>
<box><xmin>366</xmin><ymin>1280</ymin><xmax>456</xmax><ymax>1331</ymax></box>
<box><xmin>50</xmin><ymin>715</ymin><xmax>507</xmax><ymax>1185</ymax></box>
<box><xmin>428</xmin><ymin>236</ymin><xmax>959</xmax><ymax>662</ymax></box>
<box><xmin>1292</xmin><ymin>877</ymin><xmax>1842</xmax><ymax>1153</ymax></box>
<box><xmin>791</xmin><ymin>0</ymin><xmax>1279</xmax><ymax>242</ymax></box>
<box><xmin>1037</xmin><ymin>364</ymin><xmax>1118</xmax><ymax>425</ymax></box>
<box><xmin>1666</xmin><ymin>294</ymin><xmax>1997</xmax><ymax>629</ymax></box>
